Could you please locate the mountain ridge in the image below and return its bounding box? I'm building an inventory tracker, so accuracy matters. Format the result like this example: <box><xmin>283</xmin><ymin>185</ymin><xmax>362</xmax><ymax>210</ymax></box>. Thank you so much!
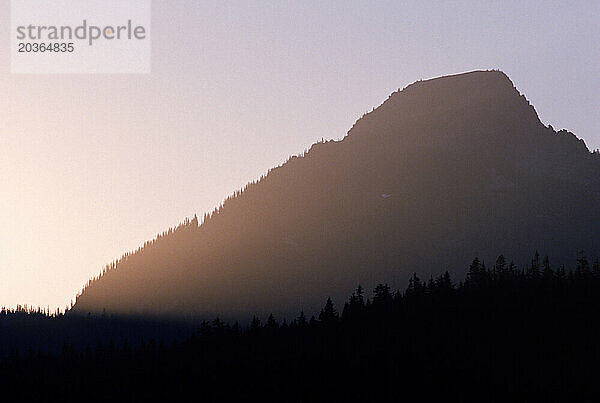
<box><xmin>73</xmin><ymin>70</ymin><xmax>600</xmax><ymax>320</ymax></box>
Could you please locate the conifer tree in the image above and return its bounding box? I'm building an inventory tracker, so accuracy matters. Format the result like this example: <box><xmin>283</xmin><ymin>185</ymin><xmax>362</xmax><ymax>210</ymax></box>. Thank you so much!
<box><xmin>250</xmin><ymin>316</ymin><xmax>261</xmax><ymax>331</ymax></box>
<box><xmin>297</xmin><ymin>311</ymin><xmax>308</xmax><ymax>327</ymax></box>
<box><xmin>373</xmin><ymin>284</ymin><xmax>392</xmax><ymax>306</ymax></box>
<box><xmin>265</xmin><ymin>313</ymin><xmax>278</xmax><ymax>329</ymax></box>
<box><xmin>318</xmin><ymin>298</ymin><xmax>338</xmax><ymax>324</ymax></box>
<box><xmin>542</xmin><ymin>256</ymin><xmax>553</xmax><ymax>280</ymax></box>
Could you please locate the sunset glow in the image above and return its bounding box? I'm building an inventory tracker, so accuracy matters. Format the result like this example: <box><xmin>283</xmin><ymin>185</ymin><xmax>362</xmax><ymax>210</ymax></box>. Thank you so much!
<box><xmin>0</xmin><ymin>0</ymin><xmax>598</xmax><ymax>312</ymax></box>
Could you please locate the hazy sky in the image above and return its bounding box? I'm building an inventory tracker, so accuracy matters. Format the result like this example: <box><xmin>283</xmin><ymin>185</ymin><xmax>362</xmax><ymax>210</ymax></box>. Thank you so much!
<box><xmin>0</xmin><ymin>0</ymin><xmax>598</xmax><ymax>309</ymax></box>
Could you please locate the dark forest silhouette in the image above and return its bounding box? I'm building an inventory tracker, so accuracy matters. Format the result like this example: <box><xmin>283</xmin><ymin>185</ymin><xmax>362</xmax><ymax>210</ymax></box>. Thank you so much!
<box><xmin>2</xmin><ymin>252</ymin><xmax>600</xmax><ymax>401</ymax></box>
<box><xmin>73</xmin><ymin>70</ymin><xmax>600</xmax><ymax>319</ymax></box>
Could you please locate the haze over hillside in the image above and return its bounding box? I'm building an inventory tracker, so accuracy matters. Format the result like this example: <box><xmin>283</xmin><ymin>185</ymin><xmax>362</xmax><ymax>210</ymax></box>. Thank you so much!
<box><xmin>73</xmin><ymin>70</ymin><xmax>600</xmax><ymax>320</ymax></box>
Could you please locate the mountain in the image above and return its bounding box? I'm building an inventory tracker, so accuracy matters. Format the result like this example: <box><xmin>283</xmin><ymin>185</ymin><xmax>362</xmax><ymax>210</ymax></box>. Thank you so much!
<box><xmin>73</xmin><ymin>70</ymin><xmax>600</xmax><ymax>320</ymax></box>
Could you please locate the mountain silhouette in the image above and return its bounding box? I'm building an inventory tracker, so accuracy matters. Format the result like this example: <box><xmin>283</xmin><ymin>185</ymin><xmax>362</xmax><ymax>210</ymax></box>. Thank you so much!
<box><xmin>73</xmin><ymin>70</ymin><xmax>600</xmax><ymax>320</ymax></box>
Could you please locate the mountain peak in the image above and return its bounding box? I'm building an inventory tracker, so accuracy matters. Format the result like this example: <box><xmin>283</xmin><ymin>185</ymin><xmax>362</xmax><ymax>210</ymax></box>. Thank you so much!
<box><xmin>405</xmin><ymin>69</ymin><xmax>513</xmax><ymax>90</ymax></box>
<box><xmin>348</xmin><ymin>70</ymin><xmax>541</xmax><ymax>141</ymax></box>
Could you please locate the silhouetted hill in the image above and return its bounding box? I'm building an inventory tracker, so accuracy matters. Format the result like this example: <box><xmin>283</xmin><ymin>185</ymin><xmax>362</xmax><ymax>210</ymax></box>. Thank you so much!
<box><xmin>73</xmin><ymin>70</ymin><xmax>600</xmax><ymax>320</ymax></box>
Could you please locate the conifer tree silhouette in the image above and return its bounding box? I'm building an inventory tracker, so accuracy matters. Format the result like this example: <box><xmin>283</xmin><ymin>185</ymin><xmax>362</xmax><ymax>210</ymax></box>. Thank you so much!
<box><xmin>297</xmin><ymin>311</ymin><xmax>308</xmax><ymax>327</ymax></box>
<box><xmin>265</xmin><ymin>313</ymin><xmax>278</xmax><ymax>329</ymax></box>
<box><xmin>250</xmin><ymin>316</ymin><xmax>261</xmax><ymax>331</ymax></box>
<box><xmin>318</xmin><ymin>298</ymin><xmax>338</xmax><ymax>324</ymax></box>
<box><xmin>542</xmin><ymin>256</ymin><xmax>553</xmax><ymax>280</ymax></box>
<box><xmin>373</xmin><ymin>284</ymin><xmax>392</xmax><ymax>306</ymax></box>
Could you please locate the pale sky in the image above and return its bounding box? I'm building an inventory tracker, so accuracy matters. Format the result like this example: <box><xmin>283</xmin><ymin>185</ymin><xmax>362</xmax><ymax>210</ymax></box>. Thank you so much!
<box><xmin>0</xmin><ymin>0</ymin><xmax>598</xmax><ymax>310</ymax></box>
